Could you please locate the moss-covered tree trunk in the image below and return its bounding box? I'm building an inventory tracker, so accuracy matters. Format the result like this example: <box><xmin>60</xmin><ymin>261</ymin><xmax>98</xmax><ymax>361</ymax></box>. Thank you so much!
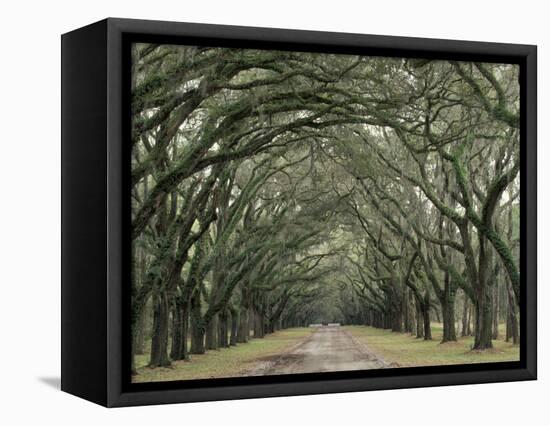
<box><xmin>190</xmin><ymin>324</ymin><xmax>205</xmax><ymax>355</ymax></box>
<box><xmin>505</xmin><ymin>207</ymin><xmax>519</xmax><ymax>345</ymax></box>
<box><xmin>190</xmin><ymin>291</ymin><xmax>205</xmax><ymax>354</ymax></box>
<box><xmin>492</xmin><ymin>279</ymin><xmax>500</xmax><ymax>340</ymax></box>
<box><xmin>133</xmin><ymin>303</ymin><xmax>146</xmax><ymax>355</ymax></box>
<box><xmin>391</xmin><ymin>309</ymin><xmax>403</xmax><ymax>332</ymax></box>
<box><xmin>440</xmin><ymin>274</ymin><xmax>457</xmax><ymax>343</ymax></box>
<box><xmin>181</xmin><ymin>304</ymin><xmax>189</xmax><ymax>360</ymax></box>
<box><xmin>254</xmin><ymin>310</ymin><xmax>265</xmax><ymax>338</ymax></box>
<box><xmin>422</xmin><ymin>307</ymin><xmax>432</xmax><ymax>341</ymax></box>
<box><xmin>149</xmin><ymin>291</ymin><xmax>171</xmax><ymax>367</ymax></box>
<box><xmin>421</xmin><ymin>293</ymin><xmax>432</xmax><ymax>340</ymax></box>
<box><xmin>415</xmin><ymin>302</ymin><xmax>424</xmax><ymax>338</ymax></box>
<box><xmin>467</xmin><ymin>302</ymin><xmax>473</xmax><ymax>336</ymax></box>
<box><xmin>506</xmin><ymin>277</ymin><xmax>519</xmax><ymax>345</ymax></box>
<box><xmin>473</xmin><ymin>238</ymin><xmax>493</xmax><ymax>350</ymax></box>
<box><xmin>461</xmin><ymin>295</ymin><xmax>470</xmax><ymax>337</ymax></box>
<box><xmin>169</xmin><ymin>305</ymin><xmax>183</xmax><ymax>360</ymax></box>
<box><xmin>473</xmin><ymin>287</ymin><xmax>493</xmax><ymax>350</ymax></box>
<box><xmin>218</xmin><ymin>311</ymin><xmax>229</xmax><ymax>348</ymax></box>
<box><xmin>441</xmin><ymin>300</ymin><xmax>457</xmax><ymax>342</ymax></box>
<box><xmin>237</xmin><ymin>307</ymin><xmax>249</xmax><ymax>343</ymax></box>
<box><xmin>229</xmin><ymin>309</ymin><xmax>239</xmax><ymax>346</ymax></box>
<box><xmin>205</xmin><ymin>314</ymin><xmax>218</xmax><ymax>350</ymax></box>
<box><xmin>404</xmin><ymin>290</ymin><xmax>414</xmax><ymax>333</ymax></box>
<box><xmin>170</xmin><ymin>300</ymin><xmax>190</xmax><ymax>360</ymax></box>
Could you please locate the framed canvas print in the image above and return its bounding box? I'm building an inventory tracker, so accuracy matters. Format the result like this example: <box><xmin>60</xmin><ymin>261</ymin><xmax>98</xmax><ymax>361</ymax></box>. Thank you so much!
<box><xmin>61</xmin><ymin>18</ymin><xmax>537</xmax><ymax>407</ymax></box>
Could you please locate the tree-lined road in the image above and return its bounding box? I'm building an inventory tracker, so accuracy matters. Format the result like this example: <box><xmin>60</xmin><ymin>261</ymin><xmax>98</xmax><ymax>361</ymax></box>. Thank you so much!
<box><xmin>130</xmin><ymin>43</ymin><xmax>521</xmax><ymax>377</ymax></box>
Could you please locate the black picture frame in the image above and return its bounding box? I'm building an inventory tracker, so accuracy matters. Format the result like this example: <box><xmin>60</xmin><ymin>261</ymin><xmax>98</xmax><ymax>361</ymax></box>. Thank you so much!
<box><xmin>61</xmin><ymin>17</ymin><xmax>537</xmax><ymax>407</ymax></box>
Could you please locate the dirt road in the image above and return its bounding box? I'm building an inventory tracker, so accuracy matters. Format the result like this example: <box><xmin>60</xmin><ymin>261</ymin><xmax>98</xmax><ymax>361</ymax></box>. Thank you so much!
<box><xmin>247</xmin><ymin>326</ymin><xmax>386</xmax><ymax>376</ymax></box>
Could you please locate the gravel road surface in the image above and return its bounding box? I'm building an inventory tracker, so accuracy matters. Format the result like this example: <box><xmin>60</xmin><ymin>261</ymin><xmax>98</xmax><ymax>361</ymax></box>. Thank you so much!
<box><xmin>246</xmin><ymin>327</ymin><xmax>386</xmax><ymax>375</ymax></box>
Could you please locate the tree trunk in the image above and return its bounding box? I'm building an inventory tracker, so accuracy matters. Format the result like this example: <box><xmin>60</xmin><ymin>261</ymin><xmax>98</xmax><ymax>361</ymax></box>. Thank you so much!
<box><xmin>190</xmin><ymin>320</ymin><xmax>205</xmax><ymax>354</ymax></box>
<box><xmin>133</xmin><ymin>303</ymin><xmax>146</xmax><ymax>355</ymax></box>
<box><xmin>205</xmin><ymin>314</ymin><xmax>218</xmax><ymax>350</ymax></box>
<box><xmin>170</xmin><ymin>301</ymin><xmax>189</xmax><ymax>360</ymax></box>
<box><xmin>492</xmin><ymin>282</ymin><xmax>500</xmax><ymax>340</ymax></box>
<box><xmin>440</xmin><ymin>300</ymin><xmax>457</xmax><ymax>342</ymax></box>
<box><xmin>248</xmin><ymin>306</ymin><xmax>255</xmax><ymax>336</ymax></box>
<box><xmin>415</xmin><ymin>302</ymin><xmax>424</xmax><ymax>338</ymax></box>
<box><xmin>131</xmin><ymin>290</ymin><xmax>151</xmax><ymax>372</ymax></box>
<box><xmin>218</xmin><ymin>311</ymin><xmax>229</xmax><ymax>348</ymax></box>
<box><xmin>181</xmin><ymin>304</ymin><xmax>189</xmax><ymax>360</ymax></box>
<box><xmin>506</xmin><ymin>278</ymin><xmax>519</xmax><ymax>345</ymax></box>
<box><xmin>170</xmin><ymin>305</ymin><xmax>183</xmax><ymax>360</ymax></box>
<box><xmin>391</xmin><ymin>309</ymin><xmax>403</xmax><ymax>332</ymax></box>
<box><xmin>461</xmin><ymin>295</ymin><xmax>469</xmax><ymax>337</ymax></box>
<box><xmin>254</xmin><ymin>310</ymin><xmax>265</xmax><ymax>338</ymax></box>
<box><xmin>404</xmin><ymin>291</ymin><xmax>413</xmax><ymax>333</ymax></box>
<box><xmin>506</xmin><ymin>308</ymin><xmax>512</xmax><ymax>342</ymax></box>
<box><xmin>473</xmin><ymin>286</ymin><xmax>493</xmax><ymax>350</ymax></box>
<box><xmin>266</xmin><ymin>318</ymin><xmax>275</xmax><ymax>334</ymax></box>
<box><xmin>422</xmin><ymin>307</ymin><xmax>432</xmax><ymax>340</ymax></box>
<box><xmin>237</xmin><ymin>307</ymin><xmax>249</xmax><ymax>343</ymax></box>
<box><xmin>190</xmin><ymin>291</ymin><xmax>205</xmax><ymax>354</ymax></box>
<box><xmin>473</xmin><ymin>237</ymin><xmax>493</xmax><ymax>350</ymax></box>
<box><xmin>467</xmin><ymin>301</ymin><xmax>473</xmax><ymax>336</ymax></box>
<box><xmin>505</xmin><ymin>204</ymin><xmax>519</xmax><ymax>345</ymax></box>
<box><xmin>230</xmin><ymin>309</ymin><xmax>239</xmax><ymax>346</ymax></box>
<box><xmin>149</xmin><ymin>291</ymin><xmax>171</xmax><ymax>367</ymax></box>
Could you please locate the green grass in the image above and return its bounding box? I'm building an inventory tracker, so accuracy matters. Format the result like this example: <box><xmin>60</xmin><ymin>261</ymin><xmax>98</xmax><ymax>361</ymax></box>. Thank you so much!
<box><xmin>344</xmin><ymin>323</ymin><xmax>519</xmax><ymax>367</ymax></box>
<box><xmin>133</xmin><ymin>328</ymin><xmax>313</xmax><ymax>383</ymax></box>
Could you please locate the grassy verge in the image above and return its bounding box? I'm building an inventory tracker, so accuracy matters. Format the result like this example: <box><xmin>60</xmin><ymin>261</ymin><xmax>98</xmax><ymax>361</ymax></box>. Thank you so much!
<box><xmin>133</xmin><ymin>328</ymin><xmax>313</xmax><ymax>383</ymax></box>
<box><xmin>344</xmin><ymin>323</ymin><xmax>519</xmax><ymax>367</ymax></box>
